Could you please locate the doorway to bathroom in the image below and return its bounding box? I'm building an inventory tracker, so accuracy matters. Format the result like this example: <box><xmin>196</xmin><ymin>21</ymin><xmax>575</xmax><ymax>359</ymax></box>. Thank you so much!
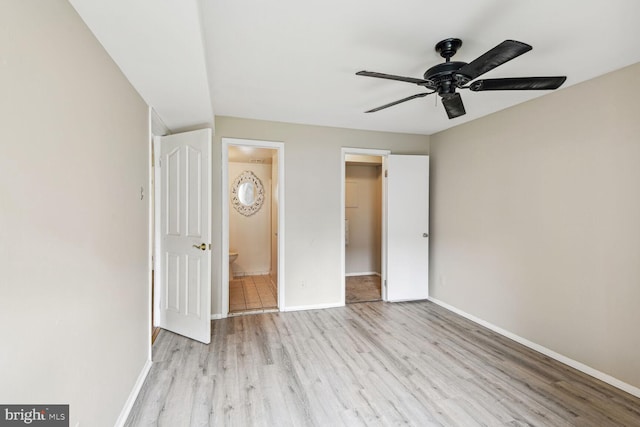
<box><xmin>342</xmin><ymin>149</ymin><xmax>388</xmax><ymax>304</ymax></box>
<box><xmin>222</xmin><ymin>138</ymin><xmax>285</xmax><ymax>316</ymax></box>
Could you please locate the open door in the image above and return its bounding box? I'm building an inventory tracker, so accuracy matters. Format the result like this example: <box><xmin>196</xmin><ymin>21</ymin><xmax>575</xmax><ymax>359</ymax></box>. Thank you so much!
<box><xmin>154</xmin><ymin>129</ymin><xmax>212</xmax><ymax>344</ymax></box>
<box><xmin>386</xmin><ymin>155</ymin><xmax>429</xmax><ymax>301</ymax></box>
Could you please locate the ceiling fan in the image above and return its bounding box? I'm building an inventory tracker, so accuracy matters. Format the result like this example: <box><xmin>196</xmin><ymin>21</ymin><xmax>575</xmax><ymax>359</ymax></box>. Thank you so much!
<box><xmin>356</xmin><ymin>38</ymin><xmax>566</xmax><ymax>119</ymax></box>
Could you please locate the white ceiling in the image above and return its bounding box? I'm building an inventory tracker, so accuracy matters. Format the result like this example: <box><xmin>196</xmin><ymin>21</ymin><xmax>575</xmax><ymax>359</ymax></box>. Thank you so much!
<box><xmin>228</xmin><ymin>146</ymin><xmax>275</xmax><ymax>164</ymax></box>
<box><xmin>69</xmin><ymin>0</ymin><xmax>213</xmax><ymax>130</ymax></box>
<box><xmin>70</xmin><ymin>0</ymin><xmax>640</xmax><ymax>135</ymax></box>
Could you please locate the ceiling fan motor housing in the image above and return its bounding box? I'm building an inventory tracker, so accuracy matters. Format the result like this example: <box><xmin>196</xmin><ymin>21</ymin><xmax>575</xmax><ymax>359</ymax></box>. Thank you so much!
<box><xmin>424</xmin><ymin>61</ymin><xmax>469</xmax><ymax>96</ymax></box>
<box><xmin>426</xmin><ymin>38</ymin><xmax>474</xmax><ymax>96</ymax></box>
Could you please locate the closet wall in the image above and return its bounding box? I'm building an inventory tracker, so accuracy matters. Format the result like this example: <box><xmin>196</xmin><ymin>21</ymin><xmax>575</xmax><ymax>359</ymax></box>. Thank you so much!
<box><xmin>345</xmin><ymin>164</ymin><xmax>382</xmax><ymax>275</ymax></box>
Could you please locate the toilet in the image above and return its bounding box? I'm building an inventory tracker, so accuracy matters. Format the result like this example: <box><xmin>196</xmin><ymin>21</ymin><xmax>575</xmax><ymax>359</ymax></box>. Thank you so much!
<box><xmin>229</xmin><ymin>251</ymin><xmax>239</xmax><ymax>280</ymax></box>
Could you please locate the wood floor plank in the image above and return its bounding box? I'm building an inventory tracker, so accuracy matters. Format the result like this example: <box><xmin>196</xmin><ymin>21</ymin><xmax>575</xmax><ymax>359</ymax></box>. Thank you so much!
<box><xmin>127</xmin><ymin>301</ymin><xmax>640</xmax><ymax>426</ymax></box>
<box><xmin>346</xmin><ymin>275</ymin><xmax>382</xmax><ymax>304</ymax></box>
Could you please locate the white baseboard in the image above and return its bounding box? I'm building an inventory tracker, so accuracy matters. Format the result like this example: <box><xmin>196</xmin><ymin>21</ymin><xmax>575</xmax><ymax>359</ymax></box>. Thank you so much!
<box><xmin>114</xmin><ymin>358</ymin><xmax>153</xmax><ymax>427</ymax></box>
<box><xmin>283</xmin><ymin>302</ymin><xmax>344</xmax><ymax>312</ymax></box>
<box><xmin>211</xmin><ymin>313</ymin><xmax>225</xmax><ymax>320</ymax></box>
<box><xmin>429</xmin><ymin>297</ymin><xmax>640</xmax><ymax>399</ymax></box>
<box><xmin>345</xmin><ymin>272</ymin><xmax>381</xmax><ymax>277</ymax></box>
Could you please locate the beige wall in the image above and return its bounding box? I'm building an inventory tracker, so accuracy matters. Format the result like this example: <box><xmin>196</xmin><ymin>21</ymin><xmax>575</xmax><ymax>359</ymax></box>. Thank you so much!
<box><xmin>345</xmin><ymin>164</ymin><xmax>382</xmax><ymax>275</ymax></box>
<box><xmin>0</xmin><ymin>2</ymin><xmax>150</xmax><ymax>426</ymax></box>
<box><xmin>229</xmin><ymin>162</ymin><xmax>272</xmax><ymax>276</ymax></box>
<box><xmin>214</xmin><ymin>117</ymin><xmax>429</xmax><ymax>312</ymax></box>
<box><xmin>430</xmin><ymin>62</ymin><xmax>640</xmax><ymax>389</ymax></box>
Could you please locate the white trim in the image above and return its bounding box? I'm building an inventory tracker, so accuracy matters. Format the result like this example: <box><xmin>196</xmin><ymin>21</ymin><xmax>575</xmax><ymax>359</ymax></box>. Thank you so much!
<box><xmin>222</xmin><ymin>138</ymin><xmax>285</xmax><ymax>314</ymax></box>
<box><xmin>147</xmin><ymin>109</ymin><xmax>154</xmax><ymax>362</ymax></box>
<box><xmin>152</xmin><ymin>136</ymin><xmax>162</xmax><ymax>329</ymax></box>
<box><xmin>204</xmin><ymin>129</ymin><xmax>213</xmax><ymax>340</ymax></box>
<box><xmin>341</xmin><ymin>147</ymin><xmax>390</xmax><ymax>305</ymax></box>
<box><xmin>343</xmin><ymin>147</ymin><xmax>391</xmax><ymax>156</ymax></box>
<box><xmin>210</xmin><ymin>313</ymin><xmax>224</xmax><ymax>320</ymax></box>
<box><xmin>114</xmin><ymin>359</ymin><xmax>153</xmax><ymax>427</ymax></box>
<box><xmin>345</xmin><ymin>272</ymin><xmax>381</xmax><ymax>277</ymax></box>
<box><xmin>381</xmin><ymin>155</ymin><xmax>388</xmax><ymax>301</ymax></box>
<box><xmin>283</xmin><ymin>302</ymin><xmax>344</xmax><ymax>312</ymax></box>
<box><xmin>150</xmin><ymin>108</ymin><xmax>170</xmax><ymax>136</ymax></box>
<box><xmin>429</xmin><ymin>297</ymin><xmax>640</xmax><ymax>399</ymax></box>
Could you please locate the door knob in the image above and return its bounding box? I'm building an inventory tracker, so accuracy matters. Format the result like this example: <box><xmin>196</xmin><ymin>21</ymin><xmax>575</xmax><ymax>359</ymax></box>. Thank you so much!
<box><xmin>193</xmin><ymin>243</ymin><xmax>207</xmax><ymax>251</ymax></box>
<box><xmin>423</xmin><ymin>233</ymin><xmax>429</xmax><ymax>238</ymax></box>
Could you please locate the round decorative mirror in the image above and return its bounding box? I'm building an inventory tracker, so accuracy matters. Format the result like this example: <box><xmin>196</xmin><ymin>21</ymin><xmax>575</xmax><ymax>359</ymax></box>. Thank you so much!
<box><xmin>231</xmin><ymin>171</ymin><xmax>265</xmax><ymax>216</ymax></box>
<box><xmin>237</xmin><ymin>182</ymin><xmax>255</xmax><ymax>205</ymax></box>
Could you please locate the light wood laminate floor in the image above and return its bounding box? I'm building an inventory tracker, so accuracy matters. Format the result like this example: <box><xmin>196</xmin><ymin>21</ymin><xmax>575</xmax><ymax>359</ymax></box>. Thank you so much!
<box><xmin>126</xmin><ymin>301</ymin><xmax>640</xmax><ymax>426</ymax></box>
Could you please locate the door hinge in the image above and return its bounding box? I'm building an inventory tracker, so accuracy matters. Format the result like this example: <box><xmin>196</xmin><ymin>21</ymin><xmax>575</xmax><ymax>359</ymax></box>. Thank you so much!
<box><xmin>384</xmin><ymin>169</ymin><xmax>388</xmax><ymax>177</ymax></box>
<box><xmin>158</xmin><ymin>158</ymin><xmax>162</xmax><ymax>168</ymax></box>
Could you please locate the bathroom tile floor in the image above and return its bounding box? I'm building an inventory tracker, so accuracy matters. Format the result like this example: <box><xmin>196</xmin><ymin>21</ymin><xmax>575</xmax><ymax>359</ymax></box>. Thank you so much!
<box><xmin>229</xmin><ymin>274</ymin><xmax>277</xmax><ymax>314</ymax></box>
<box><xmin>346</xmin><ymin>274</ymin><xmax>381</xmax><ymax>303</ymax></box>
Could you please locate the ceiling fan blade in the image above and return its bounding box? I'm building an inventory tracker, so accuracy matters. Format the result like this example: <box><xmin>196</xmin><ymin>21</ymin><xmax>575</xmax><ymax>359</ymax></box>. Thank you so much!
<box><xmin>356</xmin><ymin>70</ymin><xmax>430</xmax><ymax>85</ymax></box>
<box><xmin>441</xmin><ymin>93</ymin><xmax>466</xmax><ymax>119</ymax></box>
<box><xmin>365</xmin><ymin>92</ymin><xmax>430</xmax><ymax>113</ymax></box>
<box><xmin>458</xmin><ymin>40</ymin><xmax>532</xmax><ymax>80</ymax></box>
<box><xmin>470</xmin><ymin>76</ymin><xmax>567</xmax><ymax>91</ymax></box>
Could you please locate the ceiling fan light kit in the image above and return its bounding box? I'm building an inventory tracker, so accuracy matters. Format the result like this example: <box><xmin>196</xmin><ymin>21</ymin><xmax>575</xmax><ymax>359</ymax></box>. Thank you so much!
<box><xmin>357</xmin><ymin>38</ymin><xmax>567</xmax><ymax>119</ymax></box>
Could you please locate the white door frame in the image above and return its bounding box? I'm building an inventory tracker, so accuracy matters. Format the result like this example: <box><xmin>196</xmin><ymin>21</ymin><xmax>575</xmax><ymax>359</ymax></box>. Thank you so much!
<box><xmin>149</xmin><ymin>108</ymin><xmax>170</xmax><ymax>357</ymax></box>
<box><xmin>341</xmin><ymin>147</ymin><xmax>390</xmax><ymax>304</ymax></box>
<box><xmin>221</xmin><ymin>137</ymin><xmax>285</xmax><ymax>316</ymax></box>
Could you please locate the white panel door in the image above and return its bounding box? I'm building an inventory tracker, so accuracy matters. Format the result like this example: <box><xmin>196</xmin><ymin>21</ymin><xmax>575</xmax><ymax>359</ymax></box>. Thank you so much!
<box><xmin>387</xmin><ymin>155</ymin><xmax>429</xmax><ymax>301</ymax></box>
<box><xmin>156</xmin><ymin>129</ymin><xmax>211</xmax><ymax>344</ymax></box>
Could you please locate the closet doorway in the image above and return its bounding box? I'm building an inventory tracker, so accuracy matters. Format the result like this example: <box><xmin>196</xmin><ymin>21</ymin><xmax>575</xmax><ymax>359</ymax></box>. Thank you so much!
<box><xmin>222</xmin><ymin>138</ymin><xmax>285</xmax><ymax>316</ymax></box>
<box><xmin>342</xmin><ymin>148</ymin><xmax>389</xmax><ymax>304</ymax></box>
